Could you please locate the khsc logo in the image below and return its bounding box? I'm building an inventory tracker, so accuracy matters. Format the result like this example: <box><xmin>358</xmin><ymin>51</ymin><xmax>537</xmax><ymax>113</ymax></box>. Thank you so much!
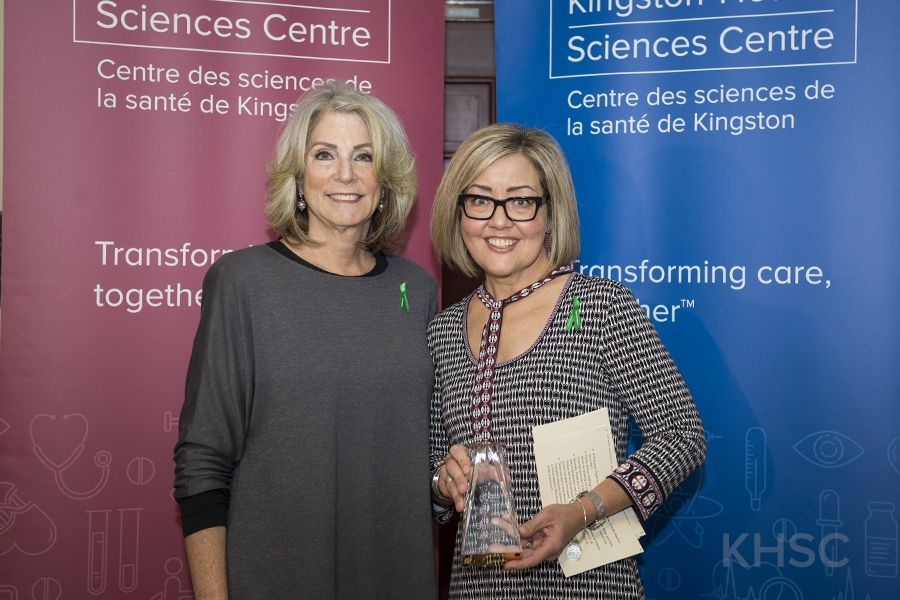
<box><xmin>723</xmin><ymin>531</ymin><xmax>849</xmax><ymax>569</ymax></box>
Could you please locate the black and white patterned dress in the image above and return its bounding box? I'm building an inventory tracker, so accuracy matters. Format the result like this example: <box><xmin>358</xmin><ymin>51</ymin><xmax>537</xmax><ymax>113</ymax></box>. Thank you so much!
<box><xmin>428</xmin><ymin>273</ymin><xmax>706</xmax><ymax>599</ymax></box>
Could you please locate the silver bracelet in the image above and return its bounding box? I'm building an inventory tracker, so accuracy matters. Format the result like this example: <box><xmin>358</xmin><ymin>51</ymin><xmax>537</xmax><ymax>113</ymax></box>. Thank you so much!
<box><xmin>431</xmin><ymin>463</ymin><xmax>453</xmax><ymax>505</ymax></box>
<box><xmin>575</xmin><ymin>497</ymin><xmax>589</xmax><ymax>528</ymax></box>
<box><xmin>576</xmin><ymin>490</ymin><xmax>607</xmax><ymax>530</ymax></box>
<box><xmin>570</xmin><ymin>497</ymin><xmax>588</xmax><ymax>543</ymax></box>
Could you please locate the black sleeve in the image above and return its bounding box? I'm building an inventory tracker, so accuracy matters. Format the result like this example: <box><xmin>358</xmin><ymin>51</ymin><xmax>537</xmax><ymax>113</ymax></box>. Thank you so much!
<box><xmin>177</xmin><ymin>488</ymin><xmax>230</xmax><ymax>537</ymax></box>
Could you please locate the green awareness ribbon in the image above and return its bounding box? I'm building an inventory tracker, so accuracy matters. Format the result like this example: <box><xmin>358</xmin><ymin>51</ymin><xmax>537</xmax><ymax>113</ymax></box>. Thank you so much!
<box><xmin>565</xmin><ymin>296</ymin><xmax>582</xmax><ymax>331</ymax></box>
<box><xmin>399</xmin><ymin>281</ymin><xmax>410</xmax><ymax>313</ymax></box>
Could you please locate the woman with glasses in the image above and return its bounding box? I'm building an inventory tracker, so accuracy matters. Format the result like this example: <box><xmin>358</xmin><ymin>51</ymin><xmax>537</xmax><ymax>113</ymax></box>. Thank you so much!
<box><xmin>173</xmin><ymin>82</ymin><xmax>437</xmax><ymax>599</ymax></box>
<box><xmin>428</xmin><ymin>124</ymin><xmax>705</xmax><ymax>599</ymax></box>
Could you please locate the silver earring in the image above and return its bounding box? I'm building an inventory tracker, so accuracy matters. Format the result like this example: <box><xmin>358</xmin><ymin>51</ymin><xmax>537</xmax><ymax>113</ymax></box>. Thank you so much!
<box><xmin>377</xmin><ymin>200</ymin><xmax>385</xmax><ymax>212</ymax></box>
<box><xmin>297</xmin><ymin>192</ymin><xmax>306</xmax><ymax>212</ymax></box>
<box><xmin>544</xmin><ymin>228</ymin><xmax>552</xmax><ymax>252</ymax></box>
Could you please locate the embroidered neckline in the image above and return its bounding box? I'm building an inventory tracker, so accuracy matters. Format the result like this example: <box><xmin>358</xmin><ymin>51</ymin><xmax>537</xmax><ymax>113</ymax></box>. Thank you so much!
<box><xmin>460</xmin><ymin>273</ymin><xmax>575</xmax><ymax>368</ymax></box>
<box><xmin>468</xmin><ymin>267</ymin><xmax>573</xmax><ymax>441</ymax></box>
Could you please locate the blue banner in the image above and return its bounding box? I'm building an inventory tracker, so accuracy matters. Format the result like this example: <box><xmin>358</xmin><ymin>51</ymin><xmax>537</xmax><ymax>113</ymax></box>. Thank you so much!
<box><xmin>496</xmin><ymin>1</ymin><xmax>898</xmax><ymax>598</ymax></box>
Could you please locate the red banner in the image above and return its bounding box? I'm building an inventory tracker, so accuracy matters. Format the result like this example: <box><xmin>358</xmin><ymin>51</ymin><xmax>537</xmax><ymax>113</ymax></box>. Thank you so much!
<box><xmin>1</xmin><ymin>1</ymin><xmax>443</xmax><ymax>596</ymax></box>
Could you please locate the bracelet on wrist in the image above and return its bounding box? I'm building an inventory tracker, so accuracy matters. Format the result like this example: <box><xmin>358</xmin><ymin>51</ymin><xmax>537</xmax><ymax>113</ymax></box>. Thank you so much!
<box><xmin>569</xmin><ymin>498</ymin><xmax>588</xmax><ymax>544</ymax></box>
<box><xmin>576</xmin><ymin>490</ymin><xmax>607</xmax><ymax>530</ymax></box>
<box><xmin>431</xmin><ymin>463</ymin><xmax>453</xmax><ymax>505</ymax></box>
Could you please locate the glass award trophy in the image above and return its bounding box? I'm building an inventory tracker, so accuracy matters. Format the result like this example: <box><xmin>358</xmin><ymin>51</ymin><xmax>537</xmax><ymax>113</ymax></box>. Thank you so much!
<box><xmin>460</xmin><ymin>443</ymin><xmax>523</xmax><ymax>567</ymax></box>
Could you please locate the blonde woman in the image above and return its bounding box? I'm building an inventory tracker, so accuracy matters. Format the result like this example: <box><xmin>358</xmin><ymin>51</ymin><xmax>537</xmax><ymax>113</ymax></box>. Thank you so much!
<box><xmin>175</xmin><ymin>83</ymin><xmax>436</xmax><ymax>599</ymax></box>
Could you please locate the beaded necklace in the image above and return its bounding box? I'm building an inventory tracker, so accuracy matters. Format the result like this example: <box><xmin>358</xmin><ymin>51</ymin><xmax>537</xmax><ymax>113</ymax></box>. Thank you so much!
<box><xmin>470</xmin><ymin>266</ymin><xmax>573</xmax><ymax>441</ymax></box>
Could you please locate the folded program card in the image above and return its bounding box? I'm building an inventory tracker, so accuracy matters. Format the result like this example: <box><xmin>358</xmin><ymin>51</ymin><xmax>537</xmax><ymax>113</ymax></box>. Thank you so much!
<box><xmin>532</xmin><ymin>408</ymin><xmax>645</xmax><ymax>577</ymax></box>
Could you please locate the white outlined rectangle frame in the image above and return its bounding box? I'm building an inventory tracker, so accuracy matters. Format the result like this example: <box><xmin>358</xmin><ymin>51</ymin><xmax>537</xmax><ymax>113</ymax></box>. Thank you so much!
<box><xmin>72</xmin><ymin>0</ymin><xmax>393</xmax><ymax>64</ymax></box>
<box><xmin>548</xmin><ymin>0</ymin><xmax>858</xmax><ymax>79</ymax></box>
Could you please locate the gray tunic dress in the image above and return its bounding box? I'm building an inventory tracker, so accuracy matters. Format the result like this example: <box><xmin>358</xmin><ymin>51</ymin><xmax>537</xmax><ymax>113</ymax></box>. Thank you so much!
<box><xmin>428</xmin><ymin>273</ymin><xmax>705</xmax><ymax>599</ymax></box>
<box><xmin>175</xmin><ymin>243</ymin><xmax>437</xmax><ymax>600</ymax></box>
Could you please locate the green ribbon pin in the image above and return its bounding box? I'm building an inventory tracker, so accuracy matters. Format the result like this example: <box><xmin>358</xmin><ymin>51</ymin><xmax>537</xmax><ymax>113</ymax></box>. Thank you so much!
<box><xmin>565</xmin><ymin>296</ymin><xmax>582</xmax><ymax>331</ymax></box>
<box><xmin>399</xmin><ymin>281</ymin><xmax>410</xmax><ymax>313</ymax></box>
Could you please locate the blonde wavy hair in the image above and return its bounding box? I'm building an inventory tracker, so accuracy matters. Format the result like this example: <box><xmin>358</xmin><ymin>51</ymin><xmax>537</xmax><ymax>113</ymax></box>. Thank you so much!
<box><xmin>266</xmin><ymin>82</ymin><xmax>417</xmax><ymax>253</ymax></box>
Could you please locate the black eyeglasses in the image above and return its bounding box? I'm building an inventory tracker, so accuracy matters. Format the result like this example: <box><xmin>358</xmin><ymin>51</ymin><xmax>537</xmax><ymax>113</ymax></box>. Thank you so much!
<box><xmin>458</xmin><ymin>194</ymin><xmax>544</xmax><ymax>222</ymax></box>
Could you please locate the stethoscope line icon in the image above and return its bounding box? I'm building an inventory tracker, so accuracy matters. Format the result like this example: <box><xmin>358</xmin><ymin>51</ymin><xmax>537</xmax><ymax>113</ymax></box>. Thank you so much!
<box><xmin>29</xmin><ymin>414</ymin><xmax>111</xmax><ymax>501</ymax></box>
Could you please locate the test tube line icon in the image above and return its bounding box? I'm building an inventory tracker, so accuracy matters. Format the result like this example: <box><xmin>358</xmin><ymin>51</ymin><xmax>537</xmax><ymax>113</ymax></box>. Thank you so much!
<box><xmin>86</xmin><ymin>510</ymin><xmax>109</xmax><ymax>595</ymax></box>
<box><xmin>86</xmin><ymin>508</ymin><xmax>143</xmax><ymax>594</ymax></box>
<box><xmin>119</xmin><ymin>508</ymin><xmax>141</xmax><ymax>592</ymax></box>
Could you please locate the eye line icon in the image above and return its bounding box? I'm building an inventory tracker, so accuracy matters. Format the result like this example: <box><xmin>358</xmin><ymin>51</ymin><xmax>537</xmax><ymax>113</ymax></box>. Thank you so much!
<box><xmin>793</xmin><ymin>430</ymin><xmax>865</xmax><ymax>469</ymax></box>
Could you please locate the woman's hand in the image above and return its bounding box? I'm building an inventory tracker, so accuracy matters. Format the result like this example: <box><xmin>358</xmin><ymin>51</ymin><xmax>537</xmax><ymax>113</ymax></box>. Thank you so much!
<box><xmin>437</xmin><ymin>444</ymin><xmax>472</xmax><ymax>513</ymax></box>
<box><xmin>504</xmin><ymin>501</ymin><xmax>586</xmax><ymax>570</ymax></box>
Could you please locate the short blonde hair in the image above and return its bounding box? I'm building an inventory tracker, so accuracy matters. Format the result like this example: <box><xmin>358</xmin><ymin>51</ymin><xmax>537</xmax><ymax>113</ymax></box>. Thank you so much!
<box><xmin>267</xmin><ymin>82</ymin><xmax>416</xmax><ymax>253</ymax></box>
<box><xmin>431</xmin><ymin>124</ymin><xmax>580</xmax><ymax>277</ymax></box>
